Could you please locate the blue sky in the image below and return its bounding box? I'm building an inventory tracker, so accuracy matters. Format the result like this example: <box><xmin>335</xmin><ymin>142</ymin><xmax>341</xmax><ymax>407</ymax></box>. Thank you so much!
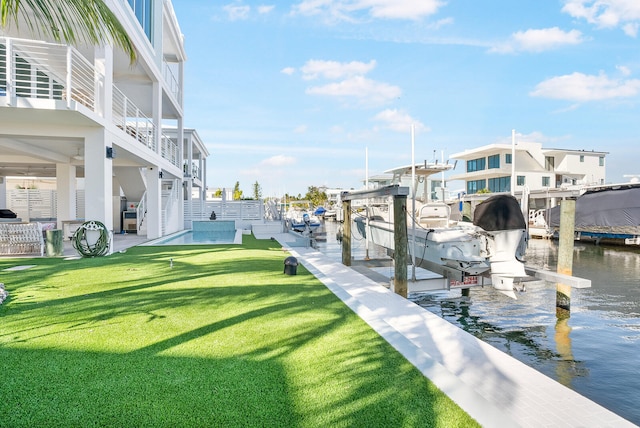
<box><xmin>172</xmin><ymin>0</ymin><xmax>640</xmax><ymax>197</ymax></box>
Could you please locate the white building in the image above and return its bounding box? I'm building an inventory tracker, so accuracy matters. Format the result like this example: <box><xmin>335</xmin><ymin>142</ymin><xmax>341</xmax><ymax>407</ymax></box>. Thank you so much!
<box><xmin>0</xmin><ymin>0</ymin><xmax>203</xmax><ymax>240</ymax></box>
<box><xmin>450</xmin><ymin>142</ymin><xmax>607</xmax><ymax>198</ymax></box>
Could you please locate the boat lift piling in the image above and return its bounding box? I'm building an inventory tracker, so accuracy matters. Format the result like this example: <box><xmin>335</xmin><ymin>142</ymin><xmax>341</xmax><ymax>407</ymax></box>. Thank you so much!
<box><xmin>341</xmin><ymin>185</ymin><xmax>410</xmax><ymax>297</ymax></box>
<box><xmin>557</xmin><ymin>199</ymin><xmax>576</xmax><ymax>316</ymax></box>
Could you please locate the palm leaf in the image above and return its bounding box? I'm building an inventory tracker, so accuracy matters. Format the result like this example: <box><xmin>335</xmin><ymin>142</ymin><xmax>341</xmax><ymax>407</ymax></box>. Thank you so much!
<box><xmin>1</xmin><ymin>0</ymin><xmax>137</xmax><ymax>63</ymax></box>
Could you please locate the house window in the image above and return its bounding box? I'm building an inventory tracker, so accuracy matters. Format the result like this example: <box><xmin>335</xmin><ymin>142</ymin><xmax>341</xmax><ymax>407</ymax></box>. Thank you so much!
<box><xmin>488</xmin><ymin>154</ymin><xmax>500</xmax><ymax>169</ymax></box>
<box><xmin>599</xmin><ymin>156</ymin><xmax>605</xmax><ymax>166</ymax></box>
<box><xmin>580</xmin><ymin>155</ymin><xmax>584</xmax><ymax>162</ymax></box>
<box><xmin>545</xmin><ymin>156</ymin><xmax>555</xmax><ymax>171</ymax></box>
<box><xmin>505</xmin><ymin>153</ymin><xmax>512</xmax><ymax>164</ymax></box>
<box><xmin>542</xmin><ymin>176</ymin><xmax>550</xmax><ymax>187</ymax></box>
<box><xmin>517</xmin><ymin>176</ymin><xmax>525</xmax><ymax>186</ymax></box>
<box><xmin>466</xmin><ymin>157</ymin><xmax>486</xmax><ymax>172</ymax></box>
<box><xmin>466</xmin><ymin>179</ymin><xmax>486</xmax><ymax>194</ymax></box>
<box><xmin>488</xmin><ymin>176</ymin><xmax>510</xmax><ymax>193</ymax></box>
<box><xmin>128</xmin><ymin>0</ymin><xmax>153</xmax><ymax>41</ymax></box>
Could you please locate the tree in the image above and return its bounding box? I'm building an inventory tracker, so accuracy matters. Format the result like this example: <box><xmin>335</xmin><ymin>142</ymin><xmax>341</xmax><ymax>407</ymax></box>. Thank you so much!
<box><xmin>232</xmin><ymin>181</ymin><xmax>243</xmax><ymax>200</ymax></box>
<box><xmin>214</xmin><ymin>188</ymin><xmax>222</xmax><ymax>198</ymax></box>
<box><xmin>1</xmin><ymin>0</ymin><xmax>137</xmax><ymax>63</ymax></box>
<box><xmin>305</xmin><ymin>186</ymin><xmax>327</xmax><ymax>207</ymax></box>
<box><xmin>252</xmin><ymin>181</ymin><xmax>262</xmax><ymax>200</ymax></box>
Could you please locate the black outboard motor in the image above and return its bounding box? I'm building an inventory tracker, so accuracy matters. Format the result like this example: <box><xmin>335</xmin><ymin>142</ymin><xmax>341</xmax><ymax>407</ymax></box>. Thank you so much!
<box><xmin>0</xmin><ymin>209</ymin><xmax>17</xmax><ymax>219</ymax></box>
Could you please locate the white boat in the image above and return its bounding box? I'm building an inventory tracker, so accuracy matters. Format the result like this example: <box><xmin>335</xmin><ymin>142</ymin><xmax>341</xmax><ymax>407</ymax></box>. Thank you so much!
<box><xmin>355</xmin><ymin>163</ymin><xmax>528</xmax><ymax>298</ymax></box>
<box><xmin>284</xmin><ymin>201</ymin><xmax>323</xmax><ymax>237</ymax></box>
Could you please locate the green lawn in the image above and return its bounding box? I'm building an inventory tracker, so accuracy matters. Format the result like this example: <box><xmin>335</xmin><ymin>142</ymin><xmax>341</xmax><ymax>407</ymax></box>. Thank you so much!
<box><xmin>0</xmin><ymin>235</ymin><xmax>479</xmax><ymax>427</ymax></box>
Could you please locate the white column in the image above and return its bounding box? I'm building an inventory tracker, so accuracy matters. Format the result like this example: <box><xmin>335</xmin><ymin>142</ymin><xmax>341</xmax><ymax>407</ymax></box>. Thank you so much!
<box><xmin>145</xmin><ymin>166</ymin><xmax>162</xmax><ymax>239</ymax></box>
<box><xmin>94</xmin><ymin>45</ymin><xmax>113</xmax><ymax>120</ymax></box>
<box><xmin>152</xmin><ymin>81</ymin><xmax>162</xmax><ymax>154</ymax></box>
<box><xmin>55</xmin><ymin>163</ymin><xmax>77</xmax><ymax>227</ymax></box>
<box><xmin>178</xmin><ymin>119</ymin><xmax>186</xmax><ymax>226</ymax></box>
<box><xmin>201</xmin><ymin>155</ymin><xmax>207</xmax><ymax>202</ymax></box>
<box><xmin>83</xmin><ymin>130</ymin><xmax>113</xmax><ymax>231</ymax></box>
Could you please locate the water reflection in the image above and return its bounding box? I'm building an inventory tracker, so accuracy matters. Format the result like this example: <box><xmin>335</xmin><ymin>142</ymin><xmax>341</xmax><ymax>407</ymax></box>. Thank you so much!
<box><xmin>411</xmin><ymin>239</ymin><xmax>639</xmax><ymax>424</ymax></box>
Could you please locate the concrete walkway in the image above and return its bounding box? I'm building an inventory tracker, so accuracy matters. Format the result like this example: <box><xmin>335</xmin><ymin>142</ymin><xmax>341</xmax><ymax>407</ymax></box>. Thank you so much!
<box><xmin>275</xmin><ymin>237</ymin><xmax>635</xmax><ymax>428</ymax></box>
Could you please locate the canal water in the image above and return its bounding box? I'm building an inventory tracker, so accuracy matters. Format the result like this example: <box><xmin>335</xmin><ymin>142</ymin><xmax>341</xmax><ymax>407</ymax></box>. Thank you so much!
<box><xmin>316</xmin><ymin>221</ymin><xmax>640</xmax><ymax>425</ymax></box>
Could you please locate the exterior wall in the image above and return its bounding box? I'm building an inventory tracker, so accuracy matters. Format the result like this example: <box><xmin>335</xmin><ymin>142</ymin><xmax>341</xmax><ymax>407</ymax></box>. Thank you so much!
<box><xmin>451</xmin><ymin>143</ymin><xmax>607</xmax><ymax>194</ymax></box>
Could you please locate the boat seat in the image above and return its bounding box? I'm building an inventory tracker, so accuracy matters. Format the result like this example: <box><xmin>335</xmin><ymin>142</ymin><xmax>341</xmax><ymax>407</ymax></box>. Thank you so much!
<box><xmin>418</xmin><ymin>203</ymin><xmax>451</xmax><ymax>228</ymax></box>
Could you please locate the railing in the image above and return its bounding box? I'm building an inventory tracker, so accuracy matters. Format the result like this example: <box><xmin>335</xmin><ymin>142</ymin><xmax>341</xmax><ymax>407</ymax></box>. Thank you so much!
<box><xmin>183</xmin><ymin>161</ymin><xmax>200</xmax><ymax>179</ymax></box>
<box><xmin>160</xmin><ymin>133</ymin><xmax>180</xmax><ymax>168</ymax></box>
<box><xmin>163</xmin><ymin>59</ymin><xmax>180</xmax><ymax>101</ymax></box>
<box><xmin>1</xmin><ymin>36</ymin><xmax>180</xmax><ymax>168</ymax></box>
<box><xmin>112</xmin><ymin>85</ymin><xmax>156</xmax><ymax>151</ymax></box>
<box><xmin>1</xmin><ymin>37</ymin><xmax>96</xmax><ymax>110</ymax></box>
<box><xmin>137</xmin><ymin>192</ymin><xmax>147</xmax><ymax>232</ymax></box>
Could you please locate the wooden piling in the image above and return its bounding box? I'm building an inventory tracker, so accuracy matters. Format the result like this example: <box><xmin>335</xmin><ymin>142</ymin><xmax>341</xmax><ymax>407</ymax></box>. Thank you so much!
<box><xmin>342</xmin><ymin>199</ymin><xmax>352</xmax><ymax>266</ymax></box>
<box><xmin>393</xmin><ymin>194</ymin><xmax>408</xmax><ymax>298</ymax></box>
<box><xmin>556</xmin><ymin>199</ymin><xmax>575</xmax><ymax>316</ymax></box>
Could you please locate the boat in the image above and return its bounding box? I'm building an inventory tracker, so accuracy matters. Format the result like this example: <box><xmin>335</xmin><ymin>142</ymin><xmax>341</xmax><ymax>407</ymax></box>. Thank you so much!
<box><xmin>546</xmin><ymin>182</ymin><xmax>640</xmax><ymax>245</ymax></box>
<box><xmin>354</xmin><ymin>162</ymin><xmax>528</xmax><ymax>298</ymax></box>
<box><xmin>284</xmin><ymin>201</ymin><xmax>323</xmax><ymax>237</ymax></box>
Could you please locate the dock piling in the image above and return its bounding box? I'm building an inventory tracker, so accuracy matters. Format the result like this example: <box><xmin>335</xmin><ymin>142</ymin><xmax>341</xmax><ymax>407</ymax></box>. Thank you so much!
<box><xmin>556</xmin><ymin>199</ymin><xmax>576</xmax><ymax>316</ymax></box>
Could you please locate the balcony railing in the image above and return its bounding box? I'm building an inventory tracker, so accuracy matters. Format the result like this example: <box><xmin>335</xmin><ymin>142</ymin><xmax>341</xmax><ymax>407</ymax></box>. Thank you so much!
<box><xmin>183</xmin><ymin>162</ymin><xmax>200</xmax><ymax>180</ymax></box>
<box><xmin>1</xmin><ymin>36</ymin><xmax>180</xmax><ymax>168</ymax></box>
<box><xmin>163</xmin><ymin>59</ymin><xmax>180</xmax><ymax>102</ymax></box>
<box><xmin>1</xmin><ymin>38</ymin><xmax>95</xmax><ymax>110</ymax></box>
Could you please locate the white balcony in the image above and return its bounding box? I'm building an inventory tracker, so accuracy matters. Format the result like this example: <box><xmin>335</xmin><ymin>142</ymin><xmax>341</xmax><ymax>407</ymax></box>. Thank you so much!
<box><xmin>1</xmin><ymin>36</ymin><xmax>179</xmax><ymax>168</ymax></box>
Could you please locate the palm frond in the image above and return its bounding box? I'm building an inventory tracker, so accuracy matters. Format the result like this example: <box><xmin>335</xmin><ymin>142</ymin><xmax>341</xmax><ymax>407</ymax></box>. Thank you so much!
<box><xmin>1</xmin><ymin>0</ymin><xmax>137</xmax><ymax>63</ymax></box>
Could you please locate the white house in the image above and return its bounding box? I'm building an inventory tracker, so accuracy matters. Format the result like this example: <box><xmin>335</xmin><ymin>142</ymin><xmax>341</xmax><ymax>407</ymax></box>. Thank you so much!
<box><xmin>0</xmin><ymin>0</ymin><xmax>202</xmax><ymax>240</ymax></box>
<box><xmin>449</xmin><ymin>142</ymin><xmax>607</xmax><ymax>197</ymax></box>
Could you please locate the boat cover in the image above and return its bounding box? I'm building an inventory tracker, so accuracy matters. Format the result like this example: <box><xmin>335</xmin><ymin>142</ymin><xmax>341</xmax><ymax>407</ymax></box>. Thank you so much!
<box><xmin>548</xmin><ymin>185</ymin><xmax>640</xmax><ymax>229</ymax></box>
<box><xmin>473</xmin><ymin>195</ymin><xmax>526</xmax><ymax>231</ymax></box>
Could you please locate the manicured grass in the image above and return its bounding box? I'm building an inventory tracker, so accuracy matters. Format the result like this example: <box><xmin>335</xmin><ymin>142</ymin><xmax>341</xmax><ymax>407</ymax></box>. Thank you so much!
<box><xmin>0</xmin><ymin>236</ymin><xmax>479</xmax><ymax>427</ymax></box>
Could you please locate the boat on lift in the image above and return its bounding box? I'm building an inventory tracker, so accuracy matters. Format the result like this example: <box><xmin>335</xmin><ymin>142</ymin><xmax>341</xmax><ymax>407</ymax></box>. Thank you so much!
<box><xmin>354</xmin><ymin>162</ymin><xmax>528</xmax><ymax>298</ymax></box>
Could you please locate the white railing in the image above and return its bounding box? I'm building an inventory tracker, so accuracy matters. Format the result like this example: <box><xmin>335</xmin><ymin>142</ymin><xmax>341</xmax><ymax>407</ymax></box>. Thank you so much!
<box><xmin>1</xmin><ymin>36</ymin><xmax>180</xmax><ymax>168</ymax></box>
<box><xmin>183</xmin><ymin>161</ymin><xmax>200</xmax><ymax>179</ymax></box>
<box><xmin>112</xmin><ymin>85</ymin><xmax>156</xmax><ymax>151</ymax></box>
<box><xmin>160</xmin><ymin>133</ymin><xmax>180</xmax><ymax>168</ymax></box>
<box><xmin>137</xmin><ymin>192</ymin><xmax>147</xmax><ymax>232</ymax></box>
<box><xmin>162</xmin><ymin>59</ymin><xmax>180</xmax><ymax>101</ymax></box>
<box><xmin>1</xmin><ymin>37</ymin><xmax>96</xmax><ymax>110</ymax></box>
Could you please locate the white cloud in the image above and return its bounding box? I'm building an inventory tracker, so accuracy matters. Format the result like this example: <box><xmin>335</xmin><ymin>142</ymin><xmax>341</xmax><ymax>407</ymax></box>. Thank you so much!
<box><xmin>530</xmin><ymin>71</ymin><xmax>640</xmax><ymax>101</ymax></box>
<box><xmin>373</xmin><ymin>109</ymin><xmax>428</xmax><ymax>133</ymax></box>
<box><xmin>281</xmin><ymin>67</ymin><xmax>296</xmax><ymax>75</ymax></box>
<box><xmin>562</xmin><ymin>0</ymin><xmax>640</xmax><ymax>35</ymax></box>
<box><xmin>223</xmin><ymin>3</ymin><xmax>251</xmax><ymax>21</ymax></box>
<box><xmin>301</xmin><ymin>59</ymin><xmax>377</xmax><ymax>80</ymax></box>
<box><xmin>291</xmin><ymin>0</ymin><xmax>445</xmax><ymax>21</ymax></box>
<box><xmin>489</xmin><ymin>27</ymin><xmax>584</xmax><ymax>54</ymax></box>
<box><xmin>293</xmin><ymin>125</ymin><xmax>308</xmax><ymax>133</ymax></box>
<box><xmin>617</xmin><ymin>65</ymin><xmax>632</xmax><ymax>76</ymax></box>
<box><xmin>623</xmin><ymin>22</ymin><xmax>639</xmax><ymax>37</ymax></box>
<box><xmin>258</xmin><ymin>5</ymin><xmax>275</xmax><ymax>14</ymax></box>
<box><xmin>306</xmin><ymin>76</ymin><xmax>401</xmax><ymax>106</ymax></box>
<box><xmin>260</xmin><ymin>155</ymin><xmax>296</xmax><ymax>167</ymax></box>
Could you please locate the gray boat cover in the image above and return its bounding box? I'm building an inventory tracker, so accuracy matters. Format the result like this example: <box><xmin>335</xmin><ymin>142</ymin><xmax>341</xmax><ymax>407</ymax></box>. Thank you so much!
<box><xmin>548</xmin><ymin>185</ymin><xmax>640</xmax><ymax>230</ymax></box>
<box><xmin>473</xmin><ymin>194</ymin><xmax>527</xmax><ymax>231</ymax></box>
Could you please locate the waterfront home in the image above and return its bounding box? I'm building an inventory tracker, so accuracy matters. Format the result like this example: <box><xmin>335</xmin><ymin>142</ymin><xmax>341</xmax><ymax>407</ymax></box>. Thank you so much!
<box><xmin>0</xmin><ymin>0</ymin><xmax>204</xmax><ymax>241</ymax></box>
<box><xmin>449</xmin><ymin>141</ymin><xmax>607</xmax><ymax>209</ymax></box>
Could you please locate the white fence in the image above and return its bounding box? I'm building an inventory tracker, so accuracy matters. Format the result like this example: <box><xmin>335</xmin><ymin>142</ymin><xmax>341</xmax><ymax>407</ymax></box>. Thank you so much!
<box><xmin>184</xmin><ymin>200</ymin><xmax>264</xmax><ymax>229</ymax></box>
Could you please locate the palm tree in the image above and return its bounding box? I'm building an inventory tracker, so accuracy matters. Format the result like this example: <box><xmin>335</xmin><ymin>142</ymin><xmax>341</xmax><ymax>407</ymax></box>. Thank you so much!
<box><xmin>1</xmin><ymin>0</ymin><xmax>136</xmax><ymax>63</ymax></box>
